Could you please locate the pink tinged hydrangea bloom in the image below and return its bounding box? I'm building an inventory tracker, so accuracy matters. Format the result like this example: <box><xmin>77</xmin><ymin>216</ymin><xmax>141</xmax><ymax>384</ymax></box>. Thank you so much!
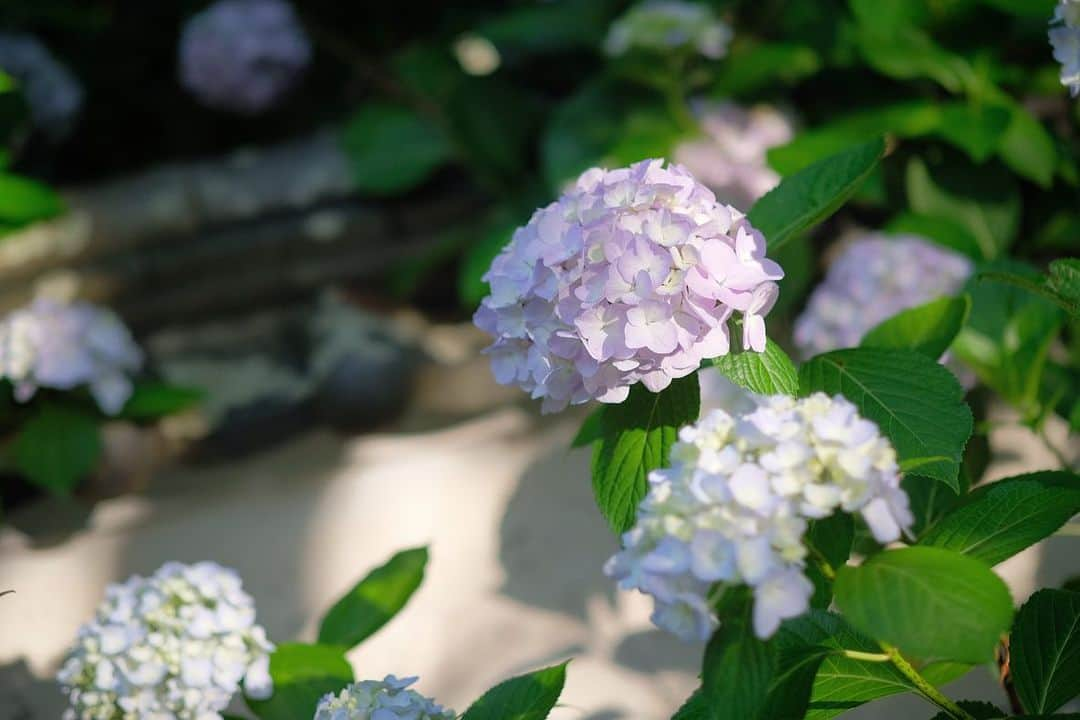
<box><xmin>605</xmin><ymin>393</ymin><xmax>912</xmax><ymax>642</ymax></box>
<box><xmin>474</xmin><ymin>159</ymin><xmax>784</xmax><ymax>413</ymax></box>
<box><xmin>179</xmin><ymin>0</ymin><xmax>311</xmax><ymax>114</ymax></box>
<box><xmin>793</xmin><ymin>233</ymin><xmax>973</xmax><ymax>372</ymax></box>
<box><xmin>675</xmin><ymin>101</ymin><xmax>796</xmax><ymax>210</ymax></box>
<box><xmin>0</xmin><ymin>298</ymin><xmax>143</xmax><ymax>414</ymax></box>
<box><xmin>1051</xmin><ymin>1</ymin><xmax>1080</xmax><ymax>96</ymax></box>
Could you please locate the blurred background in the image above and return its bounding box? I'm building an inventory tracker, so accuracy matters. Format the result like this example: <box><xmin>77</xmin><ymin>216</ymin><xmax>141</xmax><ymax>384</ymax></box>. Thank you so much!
<box><xmin>0</xmin><ymin>0</ymin><xmax>1076</xmax><ymax>717</ymax></box>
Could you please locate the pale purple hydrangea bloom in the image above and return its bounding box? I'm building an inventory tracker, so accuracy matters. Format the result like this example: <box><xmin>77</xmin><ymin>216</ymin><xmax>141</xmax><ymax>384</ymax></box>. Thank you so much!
<box><xmin>314</xmin><ymin>676</ymin><xmax>454</xmax><ymax>720</ymax></box>
<box><xmin>605</xmin><ymin>393</ymin><xmax>912</xmax><ymax>642</ymax></box>
<box><xmin>674</xmin><ymin>101</ymin><xmax>795</xmax><ymax>210</ymax></box>
<box><xmin>0</xmin><ymin>298</ymin><xmax>143</xmax><ymax>415</ymax></box>
<box><xmin>794</xmin><ymin>234</ymin><xmax>973</xmax><ymax>359</ymax></box>
<box><xmin>1050</xmin><ymin>0</ymin><xmax>1080</xmax><ymax>96</ymax></box>
<box><xmin>474</xmin><ymin>159</ymin><xmax>784</xmax><ymax>413</ymax></box>
<box><xmin>0</xmin><ymin>32</ymin><xmax>83</xmax><ymax>138</ymax></box>
<box><xmin>179</xmin><ymin>0</ymin><xmax>312</xmax><ymax>114</ymax></box>
<box><xmin>58</xmin><ymin>562</ymin><xmax>274</xmax><ymax>720</ymax></box>
<box><xmin>605</xmin><ymin>1</ymin><xmax>732</xmax><ymax>59</ymax></box>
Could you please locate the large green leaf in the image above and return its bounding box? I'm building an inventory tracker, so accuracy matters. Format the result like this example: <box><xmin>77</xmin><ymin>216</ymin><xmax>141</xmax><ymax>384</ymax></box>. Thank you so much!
<box><xmin>799</xmin><ymin>348</ymin><xmax>973</xmax><ymax>491</ymax></box>
<box><xmin>861</xmin><ymin>295</ymin><xmax>971</xmax><ymax>359</ymax></box>
<box><xmin>460</xmin><ymin>662</ymin><xmax>568</xmax><ymax>720</ymax></box>
<box><xmin>12</xmin><ymin>403</ymin><xmax>102</xmax><ymax>494</ymax></box>
<box><xmin>905</xmin><ymin>155</ymin><xmax>1020</xmax><ymax>259</ymax></box>
<box><xmin>749</xmin><ymin>137</ymin><xmax>885</xmax><ymax>251</ymax></box>
<box><xmin>702</xmin><ymin>598</ymin><xmax>777</xmax><ymax>720</ymax></box>
<box><xmin>342</xmin><ymin>103</ymin><xmax>452</xmax><ymax>195</ymax></box>
<box><xmin>834</xmin><ymin>547</ymin><xmax>1014</xmax><ymax>663</ymax></box>
<box><xmin>246</xmin><ymin>643</ymin><xmax>353</xmax><ymax>720</ymax></box>
<box><xmin>318</xmin><ymin>547</ymin><xmax>427</xmax><ymax>650</ymax></box>
<box><xmin>592</xmin><ymin>374</ymin><xmax>700</xmax><ymax>533</ymax></box>
<box><xmin>1010</xmin><ymin>589</ymin><xmax>1080</xmax><ymax>714</ymax></box>
<box><xmin>706</xmin><ymin>341</ymin><xmax>798</xmax><ymax>397</ymax></box>
<box><xmin>919</xmin><ymin>471</ymin><xmax>1080</xmax><ymax>566</ymax></box>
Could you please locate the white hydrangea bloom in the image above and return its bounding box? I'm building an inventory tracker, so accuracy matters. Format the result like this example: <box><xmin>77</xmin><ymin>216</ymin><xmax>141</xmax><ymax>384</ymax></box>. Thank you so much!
<box><xmin>58</xmin><ymin>561</ymin><xmax>274</xmax><ymax>720</ymax></box>
<box><xmin>1050</xmin><ymin>0</ymin><xmax>1080</xmax><ymax>96</ymax></box>
<box><xmin>605</xmin><ymin>1</ymin><xmax>732</xmax><ymax>59</ymax></box>
<box><xmin>314</xmin><ymin>676</ymin><xmax>454</xmax><ymax>720</ymax></box>
<box><xmin>474</xmin><ymin>159</ymin><xmax>784</xmax><ymax>413</ymax></box>
<box><xmin>0</xmin><ymin>298</ymin><xmax>143</xmax><ymax>415</ymax></box>
<box><xmin>674</xmin><ymin>101</ymin><xmax>796</xmax><ymax>210</ymax></box>
<box><xmin>605</xmin><ymin>393</ymin><xmax>912</xmax><ymax>641</ymax></box>
<box><xmin>793</xmin><ymin>234</ymin><xmax>973</xmax><ymax>359</ymax></box>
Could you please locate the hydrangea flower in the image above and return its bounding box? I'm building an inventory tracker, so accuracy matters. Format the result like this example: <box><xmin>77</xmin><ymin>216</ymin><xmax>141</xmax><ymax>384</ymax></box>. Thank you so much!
<box><xmin>1050</xmin><ymin>0</ymin><xmax>1080</xmax><ymax>96</ymax></box>
<box><xmin>314</xmin><ymin>676</ymin><xmax>454</xmax><ymax>720</ymax></box>
<box><xmin>474</xmin><ymin>159</ymin><xmax>784</xmax><ymax>413</ymax></box>
<box><xmin>179</xmin><ymin>0</ymin><xmax>312</xmax><ymax>114</ymax></box>
<box><xmin>793</xmin><ymin>234</ymin><xmax>973</xmax><ymax>359</ymax></box>
<box><xmin>674</xmin><ymin>101</ymin><xmax>795</xmax><ymax>210</ymax></box>
<box><xmin>0</xmin><ymin>298</ymin><xmax>144</xmax><ymax>415</ymax></box>
<box><xmin>0</xmin><ymin>32</ymin><xmax>83</xmax><ymax>138</ymax></box>
<box><xmin>58</xmin><ymin>561</ymin><xmax>274</xmax><ymax>720</ymax></box>
<box><xmin>605</xmin><ymin>393</ymin><xmax>912</xmax><ymax>641</ymax></box>
<box><xmin>605</xmin><ymin>1</ymin><xmax>732</xmax><ymax>59</ymax></box>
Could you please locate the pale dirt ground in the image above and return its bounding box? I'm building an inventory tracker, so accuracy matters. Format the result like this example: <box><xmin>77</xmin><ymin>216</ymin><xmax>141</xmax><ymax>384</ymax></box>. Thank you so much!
<box><xmin>0</xmin><ymin>326</ymin><xmax>1076</xmax><ymax>719</ymax></box>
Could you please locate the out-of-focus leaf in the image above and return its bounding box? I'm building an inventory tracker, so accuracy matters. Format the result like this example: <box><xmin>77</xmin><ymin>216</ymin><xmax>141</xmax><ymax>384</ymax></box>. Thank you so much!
<box><xmin>885</xmin><ymin>212</ymin><xmax>984</xmax><ymax>260</ymax></box>
<box><xmin>457</xmin><ymin>209</ymin><xmax>519</xmax><ymax>308</ymax></box>
<box><xmin>861</xmin><ymin>295</ymin><xmax>971</xmax><ymax>359</ymax></box>
<box><xmin>12</xmin><ymin>403</ymin><xmax>101</xmax><ymax>494</ymax></box>
<box><xmin>996</xmin><ymin>101</ymin><xmax>1058</xmax><ymax>187</ymax></box>
<box><xmin>0</xmin><ymin>172</ymin><xmax>63</xmax><ymax>229</ymax></box>
<box><xmin>446</xmin><ymin>78</ymin><xmax>544</xmax><ymax>183</ymax></box>
<box><xmin>477</xmin><ymin>0</ymin><xmax>621</xmax><ymax>57</ymax></box>
<box><xmin>571</xmin><ymin>406</ymin><xmax>604</xmax><ymax>449</ymax></box>
<box><xmin>342</xmin><ymin>104</ymin><xmax>452</xmax><ymax>195</ymax></box>
<box><xmin>542</xmin><ymin>78</ymin><xmax>626</xmax><ymax>189</ymax></box>
<box><xmin>118</xmin><ymin>382</ymin><xmax>203</xmax><ymax>421</ymax></box>
<box><xmin>711</xmin><ymin>41</ymin><xmax>822</xmax><ymax>97</ymax></box>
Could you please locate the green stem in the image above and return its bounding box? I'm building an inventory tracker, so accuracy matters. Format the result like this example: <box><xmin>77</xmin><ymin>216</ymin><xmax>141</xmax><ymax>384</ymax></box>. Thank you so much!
<box><xmin>805</xmin><ymin>541</ymin><xmax>836</xmax><ymax>581</ymax></box>
<box><xmin>1037</xmin><ymin>425</ymin><xmax>1073</xmax><ymax>470</ymax></box>
<box><xmin>881</xmin><ymin>643</ymin><xmax>975</xmax><ymax>720</ymax></box>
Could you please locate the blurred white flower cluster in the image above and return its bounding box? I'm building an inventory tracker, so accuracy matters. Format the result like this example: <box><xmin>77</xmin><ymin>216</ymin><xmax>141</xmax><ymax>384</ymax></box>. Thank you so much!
<box><xmin>675</xmin><ymin>101</ymin><xmax>795</xmax><ymax>210</ymax></box>
<box><xmin>179</xmin><ymin>0</ymin><xmax>312</xmax><ymax>114</ymax></box>
<box><xmin>606</xmin><ymin>393</ymin><xmax>912</xmax><ymax>641</ymax></box>
<box><xmin>605</xmin><ymin>1</ymin><xmax>732</xmax><ymax>59</ymax></box>
<box><xmin>793</xmin><ymin>234</ymin><xmax>973</xmax><ymax>358</ymax></box>
<box><xmin>0</xmin><ymin>32</ymin><xmax>83</xmax><ymax>139</ymax></box>
<box><xmin>1050</xmin><ymin>0</ymin><xmax>1080</xmax><ymax>96</ymax></box>
<box><xmin>314</xmin><ymin>675</ymin><xmax>454</xmax><ymax>720</ymax></box>
<box><xmin>474</xmin><ymin>159</ymin><xmax>784</xmax><ymax>413</ymax></box>
<box><xmin>58</xmin><ymin>561</ymin><xmax>274</xmax><ymax>720</ymax></box>
<box><xmin>0</xmin><ymin>298</ymin><xmax>143</xmax><ymax>415</ymax></box>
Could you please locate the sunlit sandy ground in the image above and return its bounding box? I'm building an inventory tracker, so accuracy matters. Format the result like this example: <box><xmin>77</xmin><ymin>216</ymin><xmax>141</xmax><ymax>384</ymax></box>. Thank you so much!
<box><xmin>0</xmin><ymin>323</ymin><xmax>1075</xmax><ymax>719</ymax></box>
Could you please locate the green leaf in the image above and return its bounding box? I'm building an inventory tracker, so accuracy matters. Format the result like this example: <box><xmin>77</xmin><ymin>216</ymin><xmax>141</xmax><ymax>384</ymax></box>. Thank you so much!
<box><xmin>885</xmin><ymin>212</ymin><xmax>984</xmax><ymax>261</ymax></box>
<box><xmin>936</xmin><ymin>104</ymin><xmax>1011</xmax><ymax>163</ymax></box>
<box><xmin>920</xmin><ymin>471</ymin><xmax>1080</xmax><ymax>566</ymax></box>
<box><xmin>12</xmin><ymin>403</ymin><xmax>102</xmax><ymax>494</ymax></box>
<box><xmin>571</xmin><ymin>406</ymin><xmax>604</xmax><ymax>449</ymax></box>
<box><xmin>702</xmin><ymin>598</ymin><xmax>777</xmax><ymax>720</ymax></box>
<box><xmin>997</xmin><ymin>101</ymin><xmax>1058</xmax><ymax>188</ymax></box>
<box><xmin>780</xmin><ymin>610</ymin><xmax>970</xmax><ymax>720</ymax></box>
<box><xmin>706</xmin><ymin>340</ymin><xmax>798</xmax><ymax>397</ymax></box>
<box><xmin>799</xmin><ymin>348</ymin><xmax>973</xmax><ymax>491</ymax></box>
<box><xmin>861</xmin><ymin>295</ymin><xmax>971</xmax><ymax>359</ymax></box>
<box><xmin>460</xmin><ymin>662</ymin><xmax>568</xmax><ymax>720</ymax></box>
<box><xmin>903</xmin><ymin>473</ymin><xmax>962</xmax><ymax>539</ymax></box>
<box><xmin>711</xmin><ymin>41</ymin><xmax>822</xmax><ymax>98</ymax></box>
<box><xmin>671</xmin><ymin>690</ymin><xmax>707</xmax><ymax>720</ymax></box>
<box><xmin>806</xmin><ymin>513</ymin><xmax>854</xmax><ymax>609</ymax></box>
<box><xmin>592</xmin><ymin>374</ymin><xmax>700</xmax><ymax>533</ymax></box>
<box><xmin>905</xmin><ymin>154</ymin><xmax>1021</xmax><ymax>259</ymax></box>
<box><xmin>446</xmin><ymin>78</ymin><xmax>544</xmax><ymax>182</ymax></box>
<box><xmin>834</xmin><ymin>547</ymin><xmax>1014</xmax><ymax>663</ymax></box>
<box><xmin>342</xmin><ymin>104</ymin><xmax>452</xmax><ymax>195</ymax></box>
<box><xmin>118</xmin><ymin>382</ymin><xmax>203</xmax><ymax>421</ymax></box>
<box><xmin>748</xmin><ymin>137</ymin><xmax>885</xmax><ymax>251</ymax></box>
<box><xmin>1011</xmin><ymin>589</ymin><xmax>1080</xmax><ymax>714</ymax></box>
<box><xmin>317</xmin><ymin>547</ymin><xmax>427</xmax><ymax>650</ymax></box>
<box><xmin>0</xmin><ymin>172</ymin><xmax>63</xmax><ymax>228</ymax></box>
<box><xmin>246</xmin><ymin>643</ymin><xmax>353</xmax><ymax>720</ymax></box>
<box><xmin>977</xmin><ymin>259</ymin><xmax>1080</xmax><ymax>320</ymax></box>
<box><xmin>477</xmin><ymin>0</ymin><xmax>620</xmax><ymax>57</ymax></box>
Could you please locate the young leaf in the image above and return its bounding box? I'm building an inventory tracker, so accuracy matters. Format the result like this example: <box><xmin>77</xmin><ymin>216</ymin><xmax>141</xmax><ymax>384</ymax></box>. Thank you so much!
<box><xmin>245</xmin><ymin>643</ymin><xmax>353</xmax><ymax>720</ymax></box>
<box><xmin>702</xmin><ymin>602</ymin><xmax>777</xmax><ymax>720</ymax></box>
<box><xmin>592</xmin><ymin>374</ymin><xmax>700</xmax><ymax>533</ymax></box>
<box><xmin>318</xmin><ymin>547</ymin><xmax>427</xmax><ymax>650</ymax></box>
<box><xmin>12</xmin><ymin>403</ymin><xmax>102</xmax><ymax>494</ymax></box>
<box><xmin>748</xmin><ymin>137</ymin><xmax>885</xmax><ymax>251</ymax></box>
<box><xmin>342</xmin><ymin>103</ymin><xmax>452</xmax><ymax>195</ymax></box>
<box><xmin>861</xmin><ymin>295</ymin><xmax>971</xmax><ymax>360</ymax></box>
<box><xmin>707</xmin><ymin>340</ymin><xmax>798</xmax><ymax>397</ymax></box>
<box><xmin>799</xmin><ymin>348</ymin><xmax>973</xmax><ymax>491</ymax></box>
<box><xmin>118</xmin><ymin>382</ymin><xmax>204</xmax><ymax>421</ymax></box>
<box><xmin>833</xmin><ymin>547</ymin><xmax>1014</xmax><ymax>663</ymax></box>
<box><xmin>919</xmin><ymin>471</ymin><xmax>1080</xmax><ymax>566</ymax></box>
<box><xmin>460</xmin><ymin>662</ymin><xmax>568</xmax><ymax>720</ymax></box>
<box><xmin>1010</xmin><ymin>589</ymin><xmax>1080</xmax><ymax>714</ymax></box>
